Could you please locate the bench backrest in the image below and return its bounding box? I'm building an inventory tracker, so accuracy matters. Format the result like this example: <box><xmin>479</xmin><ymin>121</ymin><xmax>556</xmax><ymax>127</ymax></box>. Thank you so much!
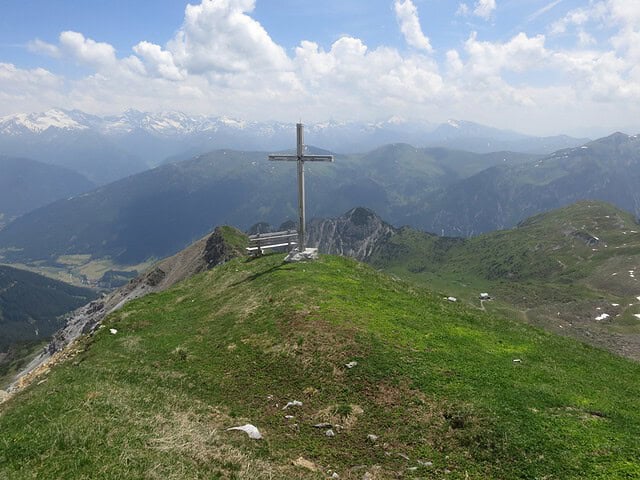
<box><xmin>247</xmin><ymin>230</ymin><xmax>298</xmax><ymax>254</ymax></box>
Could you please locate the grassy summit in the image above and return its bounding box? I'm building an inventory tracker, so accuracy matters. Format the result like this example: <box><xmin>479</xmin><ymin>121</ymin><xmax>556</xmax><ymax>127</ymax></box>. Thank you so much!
<box><xmin>1</xmin><ymin>254</ymin><xmax>640</xmax><ymax>478</ymax></box>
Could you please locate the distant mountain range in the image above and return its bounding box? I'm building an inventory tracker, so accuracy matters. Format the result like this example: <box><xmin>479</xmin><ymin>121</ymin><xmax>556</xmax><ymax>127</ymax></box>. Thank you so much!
<box><xmin>0</xmin><ymin>109</ymin><xmax>589</xmax><ymax>184</ymax></box>
<box><xmin>0</xmin><ymin>156</ymin><xmax>94</xmax><ymax>229</ymax></box>
<box><xmin>0</xmin><ymin>146</ymin><xmax>536</xmax><ymax>265</ymax></box>
<box><xmin>2</xmin><ymin>131</ymin><xmax>639</xmax><ymax>268</ymax></box>
<box><xmin>416</xmin><ymin>132</ymin><xmax>640</xmax><ymax>236</ymax></box>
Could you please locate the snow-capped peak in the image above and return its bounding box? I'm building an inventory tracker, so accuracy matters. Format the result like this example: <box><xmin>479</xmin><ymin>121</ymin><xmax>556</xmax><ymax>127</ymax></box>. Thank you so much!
<box><xmin>0</xmin><ymin>109</ymin><xmax>89</xmax><ymax>134</ymax></box>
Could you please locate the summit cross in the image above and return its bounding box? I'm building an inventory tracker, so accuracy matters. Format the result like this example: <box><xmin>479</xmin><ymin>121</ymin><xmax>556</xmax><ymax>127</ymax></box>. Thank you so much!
<box><xmin>269</xmin><ymin>123</ymin><xmax>334</xmax><ymax>252</ymax></box>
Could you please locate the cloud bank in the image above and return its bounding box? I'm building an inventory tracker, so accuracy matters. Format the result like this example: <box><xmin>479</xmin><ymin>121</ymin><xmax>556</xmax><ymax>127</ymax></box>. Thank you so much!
<box><xmin>3</xmin><ymin>0</ymin><xmax>640</xmax><ymax>136</ymax></box>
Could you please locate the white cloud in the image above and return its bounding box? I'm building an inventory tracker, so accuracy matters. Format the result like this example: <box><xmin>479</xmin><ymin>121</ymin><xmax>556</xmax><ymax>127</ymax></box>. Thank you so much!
<box><xmin>462</xmin><ymin>32</ymin><xmax>548</xmax><ymax>77</ymax></box>
<box><xmin>59</xmin><ymin>31</ymin><xmax>118</xmax><ymax>69</ymax></box>
<box><xmin>474</xmin><ymin>0</ymin><xmax>496</xmax><ymax>20</ymax></box>
<box><xmin>27</xmin><ymin>38</ymin><xmax>61</xmax><ymax>58</ymax></box>
<box><xmin>457</xmin><ymin>0</ymin><xmax>496</xmax><ymax>20</ymax></box>
<box><xmin>168</xmin><ymin>0</ymin><xmax>291</xmax><ymax>74</ymax></box>
<box><xmin>456</xmin><ymin>3</ymin><xmax>470</xmax><ymax>16</ymax></box>
<box><xmin>9</xmin><ymin>0</ymin><xmax>640</xmax><ymax>135</ymax></box>
<box><xmin>133</xmin><ymin>41</ymin><xmax>185</xmax><ymax>81</ymax></box>
<box><xmin>394</xmin><ymin>0</ymin><xmax>433</xmax><ymax>52</ymax></box>
<box><xmin>293</xmin><ymin>37</ymin><xmax>444</xmax><ymax>117</ymax></box>
<box><xmin>0</xmin><ymin>63</ymin><xmax>65</xmax><ymax>114</ymax></box>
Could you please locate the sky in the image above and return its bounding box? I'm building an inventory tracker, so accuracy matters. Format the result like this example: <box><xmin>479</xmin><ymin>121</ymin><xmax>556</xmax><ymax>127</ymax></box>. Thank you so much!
<box><xmin>0</xmin><ymin>0</ymin><xmax>639</xmax><ymax>137</ymax></box>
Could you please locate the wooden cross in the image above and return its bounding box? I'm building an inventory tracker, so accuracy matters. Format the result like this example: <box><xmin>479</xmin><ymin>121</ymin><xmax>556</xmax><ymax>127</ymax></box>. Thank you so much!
<box><xmin>269</xmin><ymin>123</ymin><xmax>334</xmax><ymax>252</ymax></box>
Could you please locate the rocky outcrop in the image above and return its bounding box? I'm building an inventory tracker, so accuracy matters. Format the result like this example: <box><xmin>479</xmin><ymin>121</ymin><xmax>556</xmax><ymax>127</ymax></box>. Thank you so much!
<box><xmin>9</xmin><ymin>226</ymin><xmax>247</xmax><ymax>393</ymax></box>
<box><xmin>307</xmin><ymin>207</ymin><xmax>397</xmax><ymax>262</ymax></box>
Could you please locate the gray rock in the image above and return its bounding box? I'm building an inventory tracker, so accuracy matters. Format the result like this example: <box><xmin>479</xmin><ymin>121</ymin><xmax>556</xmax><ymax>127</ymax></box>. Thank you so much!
<box><xmin>313</xmin><ymin>423</ymin><xmax>333</xmax><ymax>428</ymax></box>
<box><xmin>306</xmin><ymin>207</ymin><xmax>396</xmax><ymax>262</ymax></box>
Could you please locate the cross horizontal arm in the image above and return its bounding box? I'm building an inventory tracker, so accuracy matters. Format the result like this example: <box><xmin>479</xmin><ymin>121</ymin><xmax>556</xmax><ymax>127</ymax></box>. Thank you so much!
<box><xmin>268</xmin><ymin>154</ymin><xmax>334</xmax><ymax>162</ymax></box>
<box><xmin>301</xmin><ymin>155</ymin><xmax>334</xmax><ymax>162</ymax></box>
<box><xmin>268</xmin><ymin>155</ymin><xmax>298</xmax><ymax>161</ymax></box>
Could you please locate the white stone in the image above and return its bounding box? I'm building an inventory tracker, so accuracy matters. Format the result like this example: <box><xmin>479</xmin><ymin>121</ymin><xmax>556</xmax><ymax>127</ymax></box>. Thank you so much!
<box><xmin>595</xmin><ymin>313</ymin><xmax>610</xmax><ymax>321</ymax></box>
<box><xmin>226</xmin><ymin>424</ymin><xmax>262</xmax><ymax>439</ymax></box>
<box><xmin>109</xmin><ymin>328</ymin><xmax>118</xmax><ymax>334</ymax></box>
<box><xmin>325</xmin><ymin>429</ymin><xmax>335</xmax><ymax>437</ymax></box>
<box><xmin>345</xmin><ymin>361</ymin><xmax>358</xmax><ymax>369</ymax></box>
<box><xmin>367</xmin><ymin>434</ymin><xmax>378</xmax><ymax>442</ymax></box>
<box><xmin>447</xmin><ymin>297</ymin><xmax>457</xmax><ymax>302</ymax></box>
<box><xmin>285</xmin><ymin>248</ymin><xmax>319</xmax><ymax>263</ymax></box>
<box><xmin>283</xmin><ymin>400</ymin><xmax>303</xmax><ymax>410</ymax></box>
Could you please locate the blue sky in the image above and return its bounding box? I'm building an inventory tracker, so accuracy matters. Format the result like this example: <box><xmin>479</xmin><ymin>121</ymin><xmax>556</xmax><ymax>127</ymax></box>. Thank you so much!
<box><xmin>0</xmin><ymin>0</ymin><xmax>638</xmax><ymax>136</ymax></box>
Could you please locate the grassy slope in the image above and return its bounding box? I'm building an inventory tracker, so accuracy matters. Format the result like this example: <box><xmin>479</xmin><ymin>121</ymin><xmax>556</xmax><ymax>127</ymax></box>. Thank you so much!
<box><xmin>373</xmin><ymin>202</ymin><xmax>640</xmax><ymax>355</ymax></box>
<box><xmin>2</xmin><ymin>254</ymin><xmax>640</xmax><ymax>479</ymax></box>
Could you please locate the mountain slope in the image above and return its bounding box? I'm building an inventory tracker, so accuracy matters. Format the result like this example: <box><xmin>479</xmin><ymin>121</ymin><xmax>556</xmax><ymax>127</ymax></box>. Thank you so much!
<box><xmin>0</xmin><ymin>146</ymin><xmax>534</xmax><ymax>266</ymax></box>
<box><xmin>1</xmin><ymin>254</ymin><xmax>639</xmax><ymax>478</ymax></box>
<box><xmin>0</xmin><ymin>156</ymin><xmax>94</xmax><ymax>227</ymax></box>
<box><xmin>365</xmin><ymin>201</ymin><xmax>640</xmax><ymax>359</ymax></box>
<box><xmin>417</xmin><ymin>132</ymin><xmax>640</xmax><ymax>236</ymax></box>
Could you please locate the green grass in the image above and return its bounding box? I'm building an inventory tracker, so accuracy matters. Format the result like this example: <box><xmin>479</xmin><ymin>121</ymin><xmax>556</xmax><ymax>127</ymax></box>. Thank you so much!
<box><xmin>372</xmin><ymin>201</ymin><xmax>640</xmax><ymax>359</ymax></box>
<box><xmin>1</xmin><ymin>254</ymin><xmax>640</xmax><ymax>478</ymax></box>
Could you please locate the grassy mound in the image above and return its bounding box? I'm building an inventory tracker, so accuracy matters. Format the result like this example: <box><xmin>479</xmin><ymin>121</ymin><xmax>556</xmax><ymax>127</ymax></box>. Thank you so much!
<box><xmin>1</xmin><ymin>254</ymin><xmax>639</xmax><ymax>478</ymax></box>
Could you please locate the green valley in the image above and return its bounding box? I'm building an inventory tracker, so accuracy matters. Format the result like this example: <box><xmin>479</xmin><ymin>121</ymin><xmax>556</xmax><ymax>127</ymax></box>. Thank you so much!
<box><xmin>0</xmin><ymin>265</ymin><xmax>97</xmax><ymax>386</ymax></box>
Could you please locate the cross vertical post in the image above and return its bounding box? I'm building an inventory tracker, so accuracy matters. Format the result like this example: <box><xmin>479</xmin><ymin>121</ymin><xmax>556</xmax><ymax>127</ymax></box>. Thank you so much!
<box><xmin>296</xmin><ymin>123</ymin><xmax>306</xmax><ymax>251</ymax></box>
<box><xmin>269</xmin><ymin>123</ymin><xmax>334</xmax><ymax>254</ymax></box>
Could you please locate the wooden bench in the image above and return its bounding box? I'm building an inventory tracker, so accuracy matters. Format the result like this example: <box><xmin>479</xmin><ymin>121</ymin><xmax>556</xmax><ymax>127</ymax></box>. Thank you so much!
<box><xmin>247</xmin><ymin>230</ymin><xmax>298</xmax><ymax>256</ymax></box>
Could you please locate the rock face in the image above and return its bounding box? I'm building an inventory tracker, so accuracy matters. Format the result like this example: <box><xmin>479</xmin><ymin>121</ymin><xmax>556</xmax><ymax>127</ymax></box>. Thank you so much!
<box><xmin>9</xmin><ymin>226</ymin><xmax>247</xmax><ymax>392</ymax></box>
<box><xmin>307</xmin><ymin>207</ymin><xmax>397</xmax><ymax>262</ymax></box>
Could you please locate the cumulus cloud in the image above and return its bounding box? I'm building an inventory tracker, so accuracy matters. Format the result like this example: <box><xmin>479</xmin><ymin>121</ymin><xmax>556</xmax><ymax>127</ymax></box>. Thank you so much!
<box><xmin>9</xmin><ymin>0</ymin><xmax>640</xmax><ymax>135</ymax></box>
<box><xmin>168</xmin><ymin>0</ymin><xmax>291</xmax><ymax>74</ymax></box>
<box><xmin>463</xmin><ymin>31</ymin><xmax>548</xmax><ymax>77</ymax></box>
<box><xmin>294</xmin><ymin>37</ymin><xmax>443</xmax><ymax>114</ymax></box>
<box><xmin>0</xmin><ymin>63</ymin><xmax>65</xmax><ymax>114</ymax></box>
<box><xmin>394</xmin><ymin>0</ymin><xmax>433</xmax><ymax>52</ymax></box>
<box><xmin>59</xmin><ymin>31</ymin><xmax>118</xmax><ymax>69</ymax></box>
<box><xmin>133</xmin><ymin>41</ymin><xmax>185</xmax><ymax>81</ymax></box>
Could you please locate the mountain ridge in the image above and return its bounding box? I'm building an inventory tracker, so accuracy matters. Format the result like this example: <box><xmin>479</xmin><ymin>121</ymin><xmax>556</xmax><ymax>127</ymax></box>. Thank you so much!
<box><xmin>0</xmin><ymin>109</ymin><xmax>590</xmax><ymax>186</ymax></box>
